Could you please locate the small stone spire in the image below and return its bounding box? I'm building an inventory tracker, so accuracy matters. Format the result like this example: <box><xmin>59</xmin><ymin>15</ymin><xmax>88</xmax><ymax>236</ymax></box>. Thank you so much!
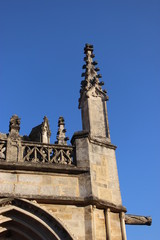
<box><xmin>9</xmin><ymin>114</ymin><xmax>21</xmax><ymax>137</ymax></box>
<box><xmin>55</xmin><ymin>117</ymin><xmax>69</xmax><ymax>145</ymax></box>
<box><xmin>41</xmin><ymin>116</ymin><xmax>51</xmax><ymax>143</ymax></box>
<box><xmin>78</xmin><ymin>44</ymin><xmax>110</xmax><ymax>140</ymax></box>
<box><xmin>79</xmin><ymin>44</ymin><xmax>108</xmax><ymax>108</ymax></box>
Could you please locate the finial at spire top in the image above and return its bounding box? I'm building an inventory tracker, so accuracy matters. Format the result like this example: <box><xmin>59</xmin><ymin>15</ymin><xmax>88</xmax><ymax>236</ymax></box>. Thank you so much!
<box><xmin>84</xmin><ymin>43</ymin><xmax>94</xmax><ymax>53</ymax></box>
<box><xmin>79</xmin><ymin>44</ymin><xmax>108</xmax><ymax>109</ymax></box>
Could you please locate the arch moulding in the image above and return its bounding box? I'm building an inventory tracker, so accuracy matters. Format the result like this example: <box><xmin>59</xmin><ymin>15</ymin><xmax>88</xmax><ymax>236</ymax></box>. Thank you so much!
<box><xmin>0</xmin><ymin>198</ymin><xmax>75</xmax><ymax>240</ymax></box>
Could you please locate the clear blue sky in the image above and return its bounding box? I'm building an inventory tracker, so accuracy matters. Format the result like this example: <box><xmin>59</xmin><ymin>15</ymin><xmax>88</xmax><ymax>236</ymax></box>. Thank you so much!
<box><xmin>0</xmin><ymin>1</ymin><xmax>159</xmax><ymax>239</ymax></box>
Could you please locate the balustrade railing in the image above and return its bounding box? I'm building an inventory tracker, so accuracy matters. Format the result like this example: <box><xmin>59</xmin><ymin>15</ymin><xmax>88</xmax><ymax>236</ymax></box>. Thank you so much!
<box><xmin>22</xmin><ymin>141</ymin><xmax>74</xmax><ymax>165</ymax></box>
<box><xmin>0</xmin><ymin>139</ymin><xmax>75</xmax><ymax>165</ymax></box>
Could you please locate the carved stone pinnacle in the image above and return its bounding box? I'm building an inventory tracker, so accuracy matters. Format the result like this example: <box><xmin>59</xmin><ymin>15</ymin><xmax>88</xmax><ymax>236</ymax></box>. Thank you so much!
<box><xmin>79</xmin><ymin>44</ymin><xmax>108</xmax><ymax>109</ymax></box>
<box><xmin>55</xmin><ymin>117</ymin><xmax>69</xmax><ymax>145</ymax></box>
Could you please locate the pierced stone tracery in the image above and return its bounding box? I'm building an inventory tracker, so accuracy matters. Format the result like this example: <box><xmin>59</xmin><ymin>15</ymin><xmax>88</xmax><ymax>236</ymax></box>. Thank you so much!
<box><xmin>22</xmin><ymin>142</ymin><xmax>73</xmax><ymax>165</ymax></box>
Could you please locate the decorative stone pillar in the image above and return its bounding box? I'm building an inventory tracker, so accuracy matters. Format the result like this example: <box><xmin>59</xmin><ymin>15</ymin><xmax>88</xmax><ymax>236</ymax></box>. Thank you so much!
<box><xmin>120</xmin><ymin>212</ymin><xmax>127</xmax><ymax>240</ymax></box>
<box><xmin>105</xmin><ymin>208</ymin><xmax>111</xmax><ymax>240</ymax></box>
<box><xmin>6</xmin><ymin>115</ymin><xmax>21</xmax><ymax>162</ymax></box>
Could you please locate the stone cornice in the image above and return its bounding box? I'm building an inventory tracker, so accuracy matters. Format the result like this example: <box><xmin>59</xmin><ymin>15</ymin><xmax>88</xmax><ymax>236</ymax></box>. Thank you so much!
<box><xmin>0</xmin><ymin>196</ymin><xmax>127</xmax><ymax>213</ymax></box>
<box><xmin>71</xmin><ymin>131</ymin><xmax>117</xmax><ymax>150</ymax></box>
<box><xmin>0</xmin><ymin>161</ymin><xmax>89</xmax><ymax>175</ymax></box>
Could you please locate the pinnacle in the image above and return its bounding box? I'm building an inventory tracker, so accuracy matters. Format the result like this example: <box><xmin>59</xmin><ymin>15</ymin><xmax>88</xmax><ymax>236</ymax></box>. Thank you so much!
<box><xmin>9</xmin><ymin>114</ymin><xmax>21</xmax><ymax>135</ymax></box>
<box><xmin>43</xmin><ymin>116</ymin><xmax>48</xmax><ymax>121</ymax></box>
<box><xmin>55</xmin><ymin>116</ymin><xmax>69</xmax><ymax>145</ymax></box>
<box><xmin>79</xmin><ymin>44</ymin><xmax>107</xmax><ymax>108</ymax></box>
<box><xmin>81</xmin><ymin>44</ymin><xmax>104</xmax><ymax>89</ymax></box>
<box><xmin>84</xmin><ymin>43</ymin><xmax>94</xmax><ymax>53</ymax></box>
<box><xmin>42</xmin><ymin>116</ymin><xmax>51</xmax><ymax>138</ymax></box>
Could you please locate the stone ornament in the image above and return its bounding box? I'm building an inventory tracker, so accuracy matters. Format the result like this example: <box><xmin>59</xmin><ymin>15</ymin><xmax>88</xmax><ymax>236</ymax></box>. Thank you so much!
<box><xmin>9</xmin><ymin>114</ymin><xmax>21</xmax><ymax>138</ymax></box>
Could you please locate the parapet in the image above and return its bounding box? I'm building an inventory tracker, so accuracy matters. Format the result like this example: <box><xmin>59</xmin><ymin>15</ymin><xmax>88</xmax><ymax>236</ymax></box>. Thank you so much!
<box><xmin>0</xmin><ymin>115</ymin><xmax>74</xmax><ymax>165</ymax></box>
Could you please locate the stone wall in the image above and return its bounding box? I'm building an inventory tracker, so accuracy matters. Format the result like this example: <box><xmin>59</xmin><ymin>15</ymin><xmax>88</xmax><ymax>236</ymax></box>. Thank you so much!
<box><xmin>73</xmin><ymin>134</ymin><xmax>122</xmax><ymax>206</ymax></box>
<box><xmin>89</xmin><ymin>142</ymin><xmax>122</xmax><ymax>206</ymax></box>
<box><xmin>110</xmin><ymin>212</ymin><xmax>122</xmax><ymax>240</ymax></box>
<box><xmin>0</xmin><ymin>171</ymin><xmax>87</xmax><ymax>199</ymax></box>
<box><xmin>40</xmin><ymin>204</ymin><xmax>108</xmax><ymax>240</ymax></box>
<box><xmin>39</xmin><ymin>204</ymin><xmax>123</xmax><ymax>240</ymax></box>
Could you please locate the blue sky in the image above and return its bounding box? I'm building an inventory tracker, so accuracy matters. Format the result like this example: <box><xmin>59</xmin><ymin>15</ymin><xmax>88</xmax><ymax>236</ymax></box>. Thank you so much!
<box><xmin>0</xmin><ymin>1</ymin><xmax>159</xmax><ymax>239</ymax></box>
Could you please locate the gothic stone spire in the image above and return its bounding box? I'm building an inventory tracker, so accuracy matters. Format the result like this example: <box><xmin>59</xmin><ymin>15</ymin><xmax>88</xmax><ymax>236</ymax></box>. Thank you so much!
<box><xmin>79</xmin><ymin>44</ymin><xmax>108</xmax><ymax>109</ymax></box>
<box><xmin>79</xmin><ymin>44</ymin><xmax>110</xmax><ymax>140</ymax></box>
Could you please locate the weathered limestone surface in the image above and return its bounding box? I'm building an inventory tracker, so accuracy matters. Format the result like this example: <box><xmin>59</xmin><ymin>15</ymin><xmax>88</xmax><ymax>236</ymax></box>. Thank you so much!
<box><xmin>110</xmin><ymin>212</ymin><xmax>122</xmax><ymax>240</ymax></box>
<box><xmin>0</xmin><ymin>171</ymin><xmax>80</xmax><ymax>198</ymax></box>
<box><xmin>40</xmin><ymin>204</ymin><xmax>109</xmax><ymax>240</ymax></box>
<box><xmin>40</xmin><ymin>204</ymin><xmax>88</xmax><ymax>240</ymax></box>
<box><xmin>74</xmin><ymin>137</ymin><xmax>90</xmax><ymax>168</ymax></box>
<box><xmin>72</xmin><ymin>135</ymin><xmax>122</xmax><ymax>206</ymax></box>
<box><xmin>82</xmin><ymin>97</ymin><xmax>108</xmax><ymax>139</ymax></box>
<box><xmin>125</xmin><ymin>214</ymin><xmax>152</xmax><ymax>225</ymax></box>
<box><xmin>93</xmin><ymin>207</ymin><xmax>106</xmax><ymax>240</ymax></box>
<box><xmin>89</xmin><ymin>142</ymin><xmax>122</xmax><ymax>205</ymax></box>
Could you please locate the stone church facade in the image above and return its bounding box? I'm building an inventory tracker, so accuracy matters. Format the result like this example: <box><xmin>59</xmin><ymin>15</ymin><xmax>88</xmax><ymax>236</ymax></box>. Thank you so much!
<box><xmin>0</xmin><ymin>44</ymin><xmax>151</xmax><ymax>239</ymax></box>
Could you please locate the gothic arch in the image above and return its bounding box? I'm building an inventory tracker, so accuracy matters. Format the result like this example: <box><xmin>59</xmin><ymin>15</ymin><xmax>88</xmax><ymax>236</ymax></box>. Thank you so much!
<box><xmin>0</xmin><ymin>198</ymin><xmax>74</xmax><ymax>240</ymax></box>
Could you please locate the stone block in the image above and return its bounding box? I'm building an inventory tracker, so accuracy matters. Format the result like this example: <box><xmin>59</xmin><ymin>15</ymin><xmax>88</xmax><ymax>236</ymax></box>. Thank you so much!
<box><xmin>15</xmin><ymin>183</ymin><xmax>40</xmax><ymax>196</ymax></box>
<box><xmin>60</xmin><ymin>186</ymin><xmax>78</xmax><ymax>197</ymax></box>
<box><xmin>112</xmin><ymin>190</ymin><xmax>122</xmax><ymax>205</ymax></box>
<box><xmin>39</xmin><ymin>185</ymin><xmax>60</xmax><ymax>196</ymax></box>
<box><xmin>79</xmin><ymin>174</ymin><xmax>91</xmax><ymax>197</ymax></box>
<box><xmin>94</xmin><ymin>208</ymin><xmax>106</xmax><ymax>240</ymax></box>
<box><xmin>76</xmin><ymin>147</ymin><xmax>89</xmax><ymax>167</ymax></box>
<box><xmin>6</xmin><ymin>138</ymin><xmax>19</xmax><ymax>162</ymax></box>
<box><xmin>98</xmin><ymin>187</ymin><xmax>112</xmax><ymax>201</ymax></box>
<box><xmin>42</xmin><ymin>175</ymin><xmax>52</xmax><ymax>184</ymax></box>
<box><xmin>0</xmin><ymin>172</ymin><xmax>17</xmax><ymax>182</ymax></box>
<box><xmin>89</xmin><ymin>153</ymin><xmax>102</xmax><ymax>165</ymax></box>
<box><xmin>0</xmin><ymin>183</ymin><xmax>14</xmax><ymax>194</ymax></box>
<box><xmin>18</xmin><ymin>174</ymin><xmax>42</xmax><ymax>184</ymax></box>
<box><xmin>110</xmin><ymin>212</ymin><xmax>122</xmax><ymax>239</ymax></box>
<box><xmin>75</xmin><ymin>138</ymin><xmax>89</xmax><ymax>149</ymax></box>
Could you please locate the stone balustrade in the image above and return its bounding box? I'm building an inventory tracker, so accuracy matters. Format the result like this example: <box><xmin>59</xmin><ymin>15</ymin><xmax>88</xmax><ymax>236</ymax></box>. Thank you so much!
<box><xmin>0</xmin><ymin>138</ymin><xmax>75</xmax><ymax>165</ymax></box>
